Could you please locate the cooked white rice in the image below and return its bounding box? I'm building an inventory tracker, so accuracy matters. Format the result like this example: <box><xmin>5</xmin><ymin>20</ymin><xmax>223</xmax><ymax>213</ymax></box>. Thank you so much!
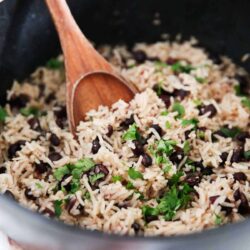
<box><xmin>0</xmin><ymin>39</ymin><xmax>250</xmax><ymax>236</ymax></box>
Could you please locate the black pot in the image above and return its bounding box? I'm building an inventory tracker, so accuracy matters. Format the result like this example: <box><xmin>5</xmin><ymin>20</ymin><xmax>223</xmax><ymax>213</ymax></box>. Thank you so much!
<box><xmin>0</xmin><ymin>1</ymin><xmax>249</xmax><ymax>249</ymax></box>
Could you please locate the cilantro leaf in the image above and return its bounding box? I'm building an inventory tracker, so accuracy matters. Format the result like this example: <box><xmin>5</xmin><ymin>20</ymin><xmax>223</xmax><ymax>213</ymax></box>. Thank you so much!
<box><xmin>157</xmin><ymin>139</ymin><xmax>177</xmax><ymax>156</ymax></box>
<box><xmin>89</xmin><ymin>173</ymin><xmax>105</xmax><ymax>185</ymax></box>
<box><xmin>112</xmin><ymin>175</ymin><xmax>122</xmax><ymax>182</ymax></box>
<box><xmin>171</xmin><ymin>62</ymin><xmax>194</xmax><ymax>73</ymax></box>
<box><xmin>172</xmin><ymin>102</ymin><xmax>185</xmax><ymax>118</ymax></box>
<box><xmin>142</xmin><ymin>205</ymin><xmax>159</xmax><ymax>218</ymax></box>
<box><xmin>71</xmin><ymin>158</ymin><xmax>95</xmax><ymax>179</ymax></box>
<box><xmin>183</xmin><ymin>141</ymin><xmax>191</xmax><ymax>155</ymax></box>
<box><xmin>181</xmin><ymin>118</ymin><xmax>199</xmax><ymax>128</ymax></box>
<box><xmin>215</xmin><ymin>214</ymin><xmax>223</xmax><ymax>225</ymax></box>
<box><xmin>83</xmin><ymin>191</ymin><xmax>91</xmax><ymax>200</ymax></box>
<box><xmin>241</xmin><ymin>97</ymin><xmax>250</xmax><ymax>110</ymax></box>
<box><xmin>197</xmin><ymin>129</ymin><xmax>205</xmax><ymax>139</ymax></box>
<box><xmin>195</xmin><ymin>77</ymin><xmax>205</xmax><ymax>84</ymax></box>
<box><xmin>193</xmin><ymin>99</ymin><xmax>202</xmax><ymax>107</ymax></box>
<box><xmin>126</xmin><ymin>181</ymin><xmax>135</xmax><ymax>190</ymax></box>
<box><xmin>20</xmin><ymin>106</ymin><xmax>40</xmax><ymax>117</ymax></box>
<box><xmin>54</xmin><ymin>165</ymin><xmax>70</xmax><ymax>181</ymax></box>
<box><xmin>234</xmin><ymin>84</ymin><xmax>243</xmax><ymax>96</ymax></box>
<box><xmin>244</xmin><ymin>151</ymin><xmax>250</xmax><ymax>160</ymax></box>
<box><xmin>122</xmin><ymin>123</ymin><xmax>140</xmax><ymax>141</ymax></box>
<box><xmin>35</xmin><ymin>183</ymin><xmax>43</xmax><ymax>189</ymax></box>
<box><xmin>160</xmin><ymin>110</ymin><xmax>169</xmax><ymax>116</ymax></box>
<box><xmin>128</xmin><ymin>167</ymin><xmax>143</xmax><ymax>180</ymax></box>
<box><xmin>0</xmin><ymin>106</ymin><xmax>7</xmax><ymax>122</ymax></box>
<box><xmin>168</xmin><ymin>171</ymin><xmax>184</xmax><ymax>186</ymax></box>
<box><xmin>46</xmin><ymin>58</ymin><xmax>64</xmax><ymax>69</ymax></box>
<box><xmin>165</xmin><ymin>121</ymin><xmax>171</xmax><ymax>129</ymax></box>
<box><xmin>220</xmin><ymin>127</ymin><xmax>241</xmax><ymax>138</ymax></box>
<box><xmin>54</xmin><ymin>200</ymin><xmax>63</xmax><ymax>217</ymax></box>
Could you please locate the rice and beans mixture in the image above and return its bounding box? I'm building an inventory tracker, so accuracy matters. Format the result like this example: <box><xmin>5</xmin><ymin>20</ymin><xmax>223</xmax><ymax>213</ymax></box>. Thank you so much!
<box><xmin>0</xmin><ymin>40</ymin><xmax>250</xmax><ymax>236</ymax></box>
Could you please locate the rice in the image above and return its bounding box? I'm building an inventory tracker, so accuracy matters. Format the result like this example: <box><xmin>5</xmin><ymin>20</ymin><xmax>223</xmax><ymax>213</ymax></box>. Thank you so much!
<box><xmin>0</xmin><ymin>39</ymin><xmax>249</xmax><ymax>236</ymax></box>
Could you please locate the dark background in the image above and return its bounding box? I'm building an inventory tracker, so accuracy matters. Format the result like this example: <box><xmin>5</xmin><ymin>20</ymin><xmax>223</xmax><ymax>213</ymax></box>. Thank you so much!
<box><xmin>0</xmin><ymin>0</ymin><xmax>250</xmax><ymax>102</ymax></box>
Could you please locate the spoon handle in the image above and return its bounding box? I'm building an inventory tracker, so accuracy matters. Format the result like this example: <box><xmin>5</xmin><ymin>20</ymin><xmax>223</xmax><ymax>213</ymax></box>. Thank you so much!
<box><xmin>45</xmin><ymin>0</ymin><xmax>112</xmax><ymax>84</ymax></box>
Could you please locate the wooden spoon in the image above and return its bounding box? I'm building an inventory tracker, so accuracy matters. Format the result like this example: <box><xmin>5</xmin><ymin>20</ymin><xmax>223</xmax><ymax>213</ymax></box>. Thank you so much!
<box><xmin>45</xmin><ymin>0</ymin><xmax>137</xmax><ymax>132</ymax></box>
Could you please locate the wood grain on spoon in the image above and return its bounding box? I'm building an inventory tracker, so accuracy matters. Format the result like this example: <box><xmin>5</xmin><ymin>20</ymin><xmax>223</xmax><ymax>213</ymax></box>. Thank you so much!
<box><xmin>45</xmin><ymin>0</ymin><xmax>137</xmax><ymax>132</ymax></box>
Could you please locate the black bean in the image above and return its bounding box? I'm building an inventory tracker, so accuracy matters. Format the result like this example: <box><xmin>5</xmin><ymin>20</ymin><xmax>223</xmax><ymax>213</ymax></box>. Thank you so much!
<box><xmin>54</xmin><ymin>105</ymin><xmax>67</xmax><ymax>120</ymax></box>
<box><xmin>25</xmin><ymin>188</ymin><xmax>36</xmax><ymax>200</ymax></box>
<box><xmin>106</xmin><ymin>125</ymin><xmax>113</xmax><ymax>137</ymax></box>
<box><xmin>199</xmin><ymin>104</ymin><xmax>217</xmax><ymax>118</ymax></box>
<box><xmin>220</xmin><ymin>152</ymin><xmax>228</xmax><ymax>166</ymax></box>
<box><xmin>131</xmin><ymin>222</ymin><xmax>141</xmax><ymax>233</ymax></box>
<box><xmin>142</xmin><ymin>153</ymin><xmax>152</xmax><ymax>167</ymax></box>
<box><xmin>28</xmin><ymin>118</ymin><xmax>42</xmax><ymax>132</ymax></box>
<box><xmin>35</xmin><ymin>162</ymin><xmax>50</xmax><ymax>174</ymax></box>
<box><xmin>209</xmin><ymin>195</ymin><xmax>219</xmax><ymax>204</ymax></box>
<box><xmin>231</xmin><ymin>147</ymin><xmax>244</xmax><ymax>163</ymax></box>
<box><xmin>184</xmin><ymin>130</ymin><xmax>192</xmax><ymax>139</ymax></box>
<box><xmin>45</xmin><ymin>92</ymin><xmax>55</xmax><ymax>104</ymax></box>
<box><xmin>8</xmin><ymin>140</ymin><xmax>26</xmax><ymax>159</ymax></box>
<box><xmin>212</xmin><ymin>130</ymin><xmax>226</xmax><ymax>142</ymax></box>
<box><xmin>173</xmin><ymin>89</ymin><xmax>190</xmax><ymax>101</ymax></box>
<box><xmin>233</xmin><ymin>172</ymin><xmax>247</xmax><ymax>182</ymax></box>
<box><xmin>145</xmin><ymin>214</ymin><xmax>158</xmax><ymax>223</ymax></box>
<box><xmin>166</xmin><ymin>57</ymin><xmax>178</xmax><ymax>65</ymax></box>
<box><xmin>151</xmin><ymin>124</ymin><xmax>163</xmax><ymax>136</ymax></box>
<box><xmin>56</xmin><ymin>118</ymin><xmax>64</xmax><ymax>129</ymax></box>
<box><xmin>4</xmin><ymin>190</ymin><xmax>15</xmax><ymax>200</ymax></box>
<box><xmin>58</xmin><ymin>174</ymin><xmax>71</xmax><ymax>192</ymax></box>
<box><xmin>159</xmin><ymin>94</ymin><xmax>171</xmax><ymax>108</ymax></box>
<box><xmin>8</xmin><ymin>94</ymin><xmax>30</xmax><ymax>109</ymax></box>
<box><xmin>50</xmin><ymin>133</ymin><xmax>60</xmax><ymax>146</ymax></box>
<box><xmin>91</xmin><ymin>137</ymin><xmax>101</xmax><ymax>154</ymax></box>
<box><xmin>120</xmin><ymin>115</ymin><xmax>135</xmax><ymax>128</ymax></box>
<box><xmin>235</xmin><ymin>132</ymin><xmax>250</xmax><ymax>142</ymax></box>
<box><xmin>132</xmin><ymin>140</ymin><xmax>144</xmax><ymax>156</ymax></box>
<box><xmin>38</xmin><ymin>83</ymin><xmax>45</xmax><ymax>97</ymax></box>
<box><xmin>133</xmin><ymin>50</ymin><xmax>147</xmax><ymax>63</ymax></box>
<box><xmin>238</xmin><ymin>192</ymin><xmax>250</xmax><ymax>215</ymax></box>
<box><xmin>42</xmin><ymin>208</ymin><xmax>55</xmax><ymax>217</ymax></box>
<box><xmin>185</xmin><ymin>172</ymin><xmax>202</xmax><ymax>187</ymax></box>
<box><xmin>0</xmin><ymin>166</ymin><xmax>6</xmax><ymax>174</ymax></box>
<box><xmin>201</xmin><ymin>167</ymin><xmax>214</xmax><ymax>175</ymax></box>
<box><xmin>234</xmin><ymin>188</ymin><xmax>241</xmax><ymax>201</ymax></box>
<box><xmin>169</xmin><ymin>147</ymin><xmax>184</xmax><ymax>164</ymax></box>
<box><xmin>48</xmin><ymin>152</ymin><xmax>62</xmax><ymax>161</ymax></box>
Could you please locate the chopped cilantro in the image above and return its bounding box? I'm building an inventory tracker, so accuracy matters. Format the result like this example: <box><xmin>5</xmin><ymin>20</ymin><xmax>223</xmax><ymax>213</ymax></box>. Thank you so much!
<box><xmin>183</xmin><ymin>141</ymin><xmax>191</xmax><ymax>155</ymax></box>
<box><xmin>168</xmin><ymin>171</ymin><xmax>183</xmax><ymax>186</ymax></box>
<box><xmin>71</xmin><ymin>158</ymin><xmax>95</xmax><ymax>179</ymax></box>
<box><xmin>20</xmin><ymin>107</ymin><xmax>40</xmax><ymax>117</ymax></box>
<box><xmin>195</xmin><ymin>77</ymin><xmax>205</xmax><ymax>84</ymax></box>
<box><xmin>171</xmin><ymin>62</ymin><xmax>194</xmax><ymax>73</ymax></box>
<box><xmin>35</xmin><ymin>183</ymin><xmax>43</xmax><ymax>189</ymax></box>
<box><xmin>89</xmin><ymin>173</ymin><xmax>105</xmax><ymax>185</ymax></box>
<box><xmin>241</xmin><ymin>97</ymin><xmax>250</xmax><ymax>109</ymax></box>
<box><xmin>197</xmin><ymin>130</ymin><xmax>205</xmax><ymax>139</ymax></box>
<box><xmin>193</xmin><ymin>99</ymin><xmax>202</xmax><ymax>107</ymax></box>
<box><xmin>244</xmin><ymin>151</ymin><xmax>250</xmax><ymax>160</ymax></box>
<box><xmin>155</xmin><ymin>61</ymin><xmax>168</xmax><ymax>68</ymax></box>
<box><xmin>46</xmin><ymin>58</ymin><xmax>64</xmax><ymax>69</ymax></box>
<box><xmin>165</xmin><ymin>121</ymin><xmax>171</xmax><ymax>129</ymax></box>
<box><xmin>134</xmin><ymin>190</ymin><xmax>145</xmax><ymax>200</ymax></box>
<box><xmin>215</xmin><ymin>214</ymin><xmax>223</xmax><ymax>225</ymax></box>
<box><xmin>128</xmin><ymin>167</ymin><xmax>143</xmax><ymax>180</ymax></box>
<box><xmin>54</xmin><ymin>200</ymin><xmax>63</xmax><ymax>217</ymax></box>
<box><xmin>157</xmin><ymin>139</ymin><xmax>177</xmax><ymax>156</ymax></box>
<box><xmin>142</xmin><ymin>205</ymin><xmax>159</xmax><ymax>218</ymax></box>
<box><xmin>122</xmin><ymin>123</ymin><xmax>140</xmax><ymax>141</ymax></box>
<box><xmin>160</xmin><ymin>110</ymin><xmax>169</xmax><ymax>116</ymax></box>
<box><xmin>0</xmin><ymin>106</ymin><xmax>7</xmax><ymax>122</ymax></box>
<box><xmin>163</xmin><ymin>162</ymin><xmax>172</xmax><ymax>173</ymax></box>
<box><xmin>112</xmin><ymin>175</ymin><xmax>122</xmax><ymax>182</ymax></box>
<box><xmin>126</xmin><ymin>181</ymin><xmax>134</xmax><ymax>190</ymax></box>
<box><xmin>83</xmin><ymin>191</ymin><xmax>91</xmax><ymax>200</ymax></box>
<box><xmin>154</xmin><ymin>83</ymin><xmax>164</xmax><ymax>95</ymax></box>
<box><xmin>181</xmin><ymin>118</ymin><xmax>199</xmax><ymax>128</ymax></box>
<box><xmin>70</xmin><ymin>179</ymin><xmax>80</xmax><ymax>193</ymax></box>
<box><xmin>234</xmin><ymin>84</ymin><xmax>243</xmax><ymax>96</ymax></box>
<box><xmin>172</xmin><ymin>102</ymin><xmax>185</xmax><ymax>118</ymax></box>
<box><xmin>54</xmin><ymin>165</ymin><xmax>70</xmax><ymax>181</ymax></box>
<box><xmin>220</xmin><ymin>127</ymin><xmax>241</xmax><ymax>138</ymax></box>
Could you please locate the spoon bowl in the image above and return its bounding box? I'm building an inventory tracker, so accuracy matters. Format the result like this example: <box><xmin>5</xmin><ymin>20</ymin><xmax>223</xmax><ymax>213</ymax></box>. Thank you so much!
<box><xmin>45</xmin><ymin>0</ymin><xmax>137</xmax><ymax>132</ymax></box>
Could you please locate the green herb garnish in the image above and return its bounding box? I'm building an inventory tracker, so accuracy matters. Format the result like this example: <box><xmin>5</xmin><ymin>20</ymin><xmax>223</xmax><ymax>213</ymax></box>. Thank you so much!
<box><xmin>195</xmin><ymin>77</ymin><xmax>205</xmax><ymax>84</ymax></box>
<box><xmin>215</xmin><ymin>214</ymin><xmax>223</xmax><ymax>225</ymax></box>
<box><xmin>181</xmin><ymin>118</ymin><xmax>199</xmax><ymax>128</ymax></box>
<box><xmin>54</xmin><ymin>200</ymin><xmax>63</xmax><ymax>217</ymax></box>
<box><xmin>183</xmin><ymin>141</ymin><xmax>191</xmax><ymax>155</ymax></box>
<box><xmin>234</xmin><ymin>84</ymin><xmax>243</xmax><ymax>96</ymax></box>
<box><xmin>89</xmin><ymin>173</ymin><xmax>105</xmax><ymax>185</ymax></box>
<box><xmin>156</xmin><ymin>139</ymin><xmax>177</xmax><ymax>156</ymax></box>
<box><xmin>241</xmin><ymin>97</ymin><xmax>250</xmax><ymax>110</ymax></box>
<box><xmin>172</xmin><ymin>62</ymin><xmax>194</xmax><ymax>74</ymax></box>
<box><xmin>244</xmin><ymin>151</ymin><xmax>250</xmax><ymax>160</ymax></box>
<box><xmin>122</xmin><ymin>123</ymin><xmax>140</xmax><ymax>141</ymax></box>
<box><xmin>161</xmin><ymin>110</ymin><xmax>169</xmax><ymax>116</ymax></box>
<box><xmin>172</xmin><ymin>102</ymin><xmax>185</xmax><ymax>118</ymax></box>
<box><xmin>35</xmin><ymin>183</ymin><xmax>43</xmax><ymax>189</ymax></box>
<box><xmin>220</xmin><ymin>127</ymin><xmax>241</xmax><ymax>138</ymax></box>
<box><xmin>126</xmin><ymin>181</ymin><xmax>135</xmax><ymax>190</ymax></box>
<box><xmin>0</xmin><ymin>106</ymin><xmax>7</xmax><ymax>122</ymax></box>
<box><xmin>193</xmin><ymin>99</ymin><xmax>202</xmax><ymax>107</ymax></box>
<box><xmin>46</xmin><ymin>58</ymin><xmax>64</xmax><ymax>69</ymax></box>
<box><xmin>165</xmin><ymin>121</ymin><xmax>171</xmax><ymax>129</ymax></box>
<box><xmin>20</xmin><ymin>107</ymin><xmax>40</xmax><ymax>117</ymax></box>
<box><xmin>54</xmin><ymin>165</ymin><xmax>70</xmax><ymax>181</ymax></box>
<box><xmin>83</xmin><ymin>191</ymin><xmax>91</xmax><ymax>200</ymax></box>
<box><xmin>197</xmin><ymin>130</ymin><xmax>205</xmax><ymax>139</ymax></box>
<box><xmin>128</xmin><ymin>167</ymin><xmax>143</xmax><ymax>180</ymax></box>
<box><xmin>112</xmin><ymin>175</ymin><xmax>122</xmax><ymax>182</ymax></box>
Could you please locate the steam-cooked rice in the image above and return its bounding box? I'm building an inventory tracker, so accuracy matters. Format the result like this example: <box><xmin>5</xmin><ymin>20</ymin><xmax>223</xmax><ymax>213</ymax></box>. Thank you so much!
<box><xmin>0</xmin><ymin>39</ymin><xmax>250</xmax><ymax>236</ymax></box>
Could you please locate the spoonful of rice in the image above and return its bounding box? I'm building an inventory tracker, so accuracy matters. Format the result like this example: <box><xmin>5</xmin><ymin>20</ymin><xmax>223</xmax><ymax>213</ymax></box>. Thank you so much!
<box><xmin>45</xmin><ymin>0</ymin><xmax>137</xmax><ymax>132</ymax></box>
